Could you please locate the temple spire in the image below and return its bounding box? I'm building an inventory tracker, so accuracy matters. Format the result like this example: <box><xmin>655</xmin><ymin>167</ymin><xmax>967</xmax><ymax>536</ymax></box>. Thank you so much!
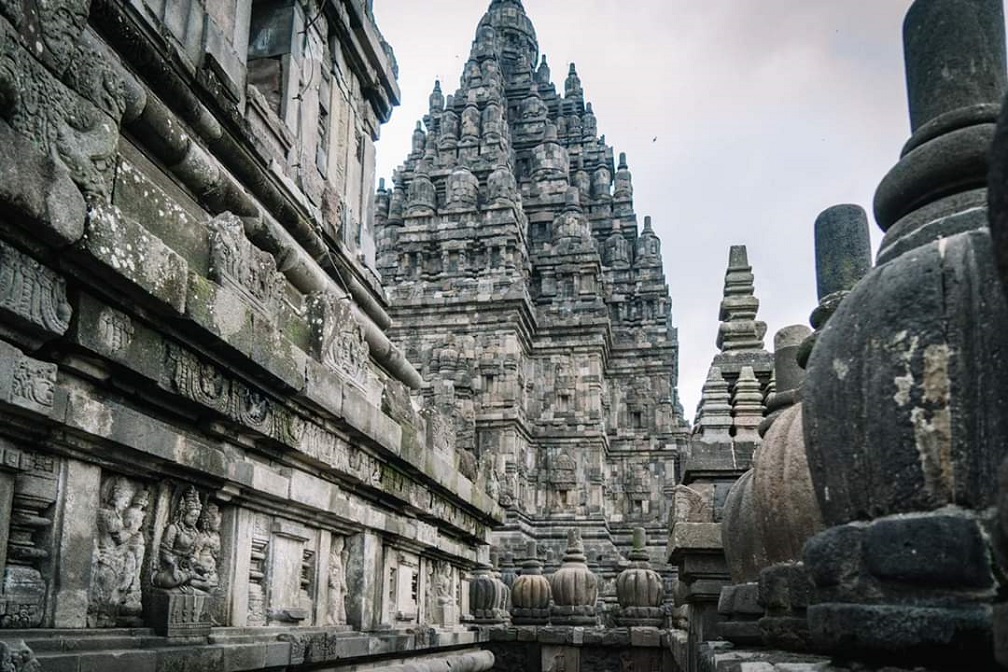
<box><xmin>716</xmin><ymin>245</ymin><xmax>767</xmax><ymax>352</ymax></box>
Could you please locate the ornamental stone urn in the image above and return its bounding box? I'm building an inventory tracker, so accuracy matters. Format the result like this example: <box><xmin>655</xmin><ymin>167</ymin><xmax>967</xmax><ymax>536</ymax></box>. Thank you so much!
<box><xmin>615</xmin><ymin>528</ymin><xmax>663</xmax><ymax>627</ymax></box>
<box><xmin>468</xmin><ymin>560</ymin><xmax>508</xmax><ymax>625</ymax></box>
<box><xmin>548</xmin><ymin>529</ymin><xmax>598</xmax><ymax>626</ymax></box>
<box><xmin>510</xmin><ymin>541</ymin><xmax>551</xmax><ymax>625</ymax></box>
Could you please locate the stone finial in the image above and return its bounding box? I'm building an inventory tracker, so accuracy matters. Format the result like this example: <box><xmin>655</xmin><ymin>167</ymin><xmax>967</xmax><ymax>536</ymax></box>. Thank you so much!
<box><xmin>876</xmin><ymin>0</ymin><xmax>1006</xmax><ymax>234</ymax></box>
<box><xmin>814</xmin><ymin>204</ymin><xmax>871</xmax><ymax>301</ymax></box>
<box><xmin>429</xmin><ymin>79</ymin><xmax>444</xmax><ymax>113</ymax></box>
<box><xmin>548</xmin><ymin>529</ymin><xmax>598</xmax><ymax>625</ymax></box>
<box><xmin>536</xmin><ymin>54</ymin><xmax>550</xmax><ymax>84</ymax></box>
<box><xmin>799</xmin><ymin>205</ymin><xmax>872</xmax><ymax>368</ymax></box>
<box><xmin>511</xmin><ymin>540</ymin><xmax>551</xmax><ymax>625</ymax></box>
<box><xmin>760</xmin><ymin>325</ymin><xmax>811</xmax><ymax>436</ymax></box>
<box><xmin>615</xmin><ymin>528</ymin><xmax>664</xmax><ymax>626</ymax></box>
<box><xmin>716</xmin><ymin>245</ymin><xmax>767</xmax><ymax>352</ymax></box>
<box><xmin>565</xmin><ymin>62</ymin><xmax>582</xmax><ymax>98</ymax></box>
<box><xmin>773</xmin><ymin>326</ymin><xmax>810</xmax><ymax>396</ymax></box>
<box><xmin>903</xmin><ymin>0</ymin><xmax>1006</xmax><ymax>135</ymax></box>
<box><xmin>697</xmin><ymin>366</ymin><xmax>732</xmax><ymax>438</ymax></box>
<box><xmin>731</xmin><ymin>366</ymin><xmax>763</xmax><ymax>443</ymax></box>
<box><xmin>801</xmin><ymin>1</ymin><xmax>1008</xmax><ymax>663</ymax></box>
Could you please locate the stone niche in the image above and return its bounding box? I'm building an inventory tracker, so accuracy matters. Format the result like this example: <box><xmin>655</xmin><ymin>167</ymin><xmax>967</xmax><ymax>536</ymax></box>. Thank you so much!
<box><xmin>87</xmin><ymin>474</ymin><xmax>152</xmax><ymax>628</ymax></box>
<box><xmin>422</xmin><ymin>558</ymin><xmax>460</xmax><ymax>627</ymax></box>
<box><xmin>381</xmin><ymin>548</ymin><xmax>420</xmax><ymax>626</ymax></box>
<box><xmin>231</xmin><ymin>511</ymin><xmax>328</xmax><ymax>627</ymax></box>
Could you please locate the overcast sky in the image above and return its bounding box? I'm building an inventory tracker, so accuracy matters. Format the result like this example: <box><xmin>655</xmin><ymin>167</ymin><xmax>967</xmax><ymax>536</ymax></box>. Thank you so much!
<box><xmin>372</xmin><ymin>0</ymin><xmax>919</xmax><ymax>418</ymax></box>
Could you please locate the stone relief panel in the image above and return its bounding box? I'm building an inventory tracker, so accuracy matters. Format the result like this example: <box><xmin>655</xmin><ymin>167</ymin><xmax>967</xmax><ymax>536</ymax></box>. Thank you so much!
<box><xmin>208</xmin><ymin>212</ymin><xmax>286</xmax><ymax>318</ymax></box>
<box><xmin>0</xmin><ymin>240</ymin><xmax>71</xmax><ymax>341</ymax></box>
<box><xmin>87</xmin><ymin>475</ymin><xmax>149</xmax><ymax>627</ymax></box>
<box><xmin>0</xmin><ymin>447</ymin><xmax>58</xmax><ymax>629</ymax></box>
<box><xmin>151</xmin><ymin>485</ymin><xmax>221</xmax><ymax>593</ymax></box>
<box><xmin>423</xmin><ymin>559</ymin><xmax>458</xmax><ymax>627</ymax></box>
<box><xmin>325</xmin><ymin>536</ymin><xmax>347</xmax><ymax>627</ymax></box>
<box><xmin>307</xmin><ymin>292</ymin><xmax>371</xmax><ymax>389</ymax></box>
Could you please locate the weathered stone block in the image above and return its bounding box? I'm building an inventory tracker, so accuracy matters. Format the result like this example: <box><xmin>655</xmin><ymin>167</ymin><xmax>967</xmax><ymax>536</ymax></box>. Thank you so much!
<box><xmin>81</xmin><ymin>204</ymin><xmax>188</xmax><ymax>314</ymax></box>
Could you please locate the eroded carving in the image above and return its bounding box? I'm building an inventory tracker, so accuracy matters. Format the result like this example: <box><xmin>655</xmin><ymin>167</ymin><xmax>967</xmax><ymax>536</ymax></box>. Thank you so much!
<box><xmin>0</xmin><ymin>241</ymin><xmax>71</xmax><ymax>337</ymax></box>
<box><xmin>208</xmin><ymin>212</ymin><xmax>285</xmax><ymax>317</ymax></box>
<box><xmin>325</xmin><ymin>536</ymin><xmax>347</xmax><ymax>626</ymax></box>
<box><xmin>88</xmin><ymin>475</ymin><xmax>148</xmax><ymax>627</ymax></box>
<box><xmin>10</xmin><ymin>358</ymin><xmax>55</xmax><ymax>411</ymax></box>
<box><xmin>307</xmin><ymin>292</ymin><xmax>370</xmax><ymax>387</ymax></box>
<box><xmin>0</xmin><ymin>638</ymin><xmax>40</xmax><ymax>672</ymax></box>
<box><xmin>97</xmin><ymin>307</ymin><xmax>133</xmax><ymax>352</ymax></box>
<box><xmin>0</xmin><ymin>18</ymin><xmax>119</xmax><ymax>199</ymax></box>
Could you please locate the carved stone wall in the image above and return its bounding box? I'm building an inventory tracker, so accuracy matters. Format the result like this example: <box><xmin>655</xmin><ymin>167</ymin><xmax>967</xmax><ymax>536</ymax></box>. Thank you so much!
<box><xmin>0</xmin><ymin>0</ymin><xmax>500</xmax><ymax>667</ymax></box>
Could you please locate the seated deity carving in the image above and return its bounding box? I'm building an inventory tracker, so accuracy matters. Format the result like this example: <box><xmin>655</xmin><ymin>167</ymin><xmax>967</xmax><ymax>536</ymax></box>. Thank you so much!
<box><xmin>153</xmin><ymin>487</ymin><xmax>217</xmax><ymax>594</ymax></box>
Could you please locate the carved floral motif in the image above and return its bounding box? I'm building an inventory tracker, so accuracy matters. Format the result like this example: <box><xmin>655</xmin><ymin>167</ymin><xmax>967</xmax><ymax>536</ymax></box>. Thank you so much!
<box><xmin>10</xmin><ymin>358</ymin><xmax>56</xmax><ymax>410</ymax></box>
<box><xmin>207</xmin><ymin>212</ymin><xmax>285</xmax><ymax>317</ymax></box>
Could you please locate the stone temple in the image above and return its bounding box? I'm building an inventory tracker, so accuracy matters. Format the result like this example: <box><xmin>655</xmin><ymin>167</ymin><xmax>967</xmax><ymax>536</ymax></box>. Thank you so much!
<box><xmin>373</xmin><ymin>0</ymin><xmax>686</xmax><ymax>588</ymax></box>
<box><xmin>4</xmin><ymin>0</ymin><xmax>1008</xmax><ymax>669</ymax></box>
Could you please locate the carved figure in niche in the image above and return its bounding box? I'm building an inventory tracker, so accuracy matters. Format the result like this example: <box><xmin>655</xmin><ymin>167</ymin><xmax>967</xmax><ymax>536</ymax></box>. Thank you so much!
<box><xmin>326</xmin><ymin>537</ymin><xmax>348</xmax><ymax>626</ymax></box>
<box><xmin>195</xmin><ymin>501</ymin><xmax>222</xmax><ymax>590</ymax></box>
<box><xmin>435</xmin><ymin>562</ymin><xmax>453</xmax><ymax>605</ymax></box>
<box><xmin>153</xmin><ymin>487</ymin><xmax>217</xmax><ymax>593</ymax></box>
<box><xmin>120</xmin><ymin>489</ymin><xmax>149</xmax><ymax>608</ymax></box>
<box><xmin>89</xmin><ymin>476</ymin><xmax>147</xmax><ymax>627</ymax></box>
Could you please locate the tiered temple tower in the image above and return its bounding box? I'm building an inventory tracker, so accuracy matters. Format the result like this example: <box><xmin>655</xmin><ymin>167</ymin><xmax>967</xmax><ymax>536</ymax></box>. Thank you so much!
<box><xmin>374</xmin><ymin>0</ymin><xmax>687</xmax><ymax>574</ymax></box>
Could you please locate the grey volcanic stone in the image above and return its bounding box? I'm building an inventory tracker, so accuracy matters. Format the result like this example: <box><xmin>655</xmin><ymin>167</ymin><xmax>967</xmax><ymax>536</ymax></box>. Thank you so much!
<box><xmin>813</xmin><ymin>205</ymin><xmax>871</xmax><ymax>301</ymax></box>
<box><xmin>904</xmin><ymin>0</ymin><xmax>1006</xmax><ymax>134</ymax></box>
